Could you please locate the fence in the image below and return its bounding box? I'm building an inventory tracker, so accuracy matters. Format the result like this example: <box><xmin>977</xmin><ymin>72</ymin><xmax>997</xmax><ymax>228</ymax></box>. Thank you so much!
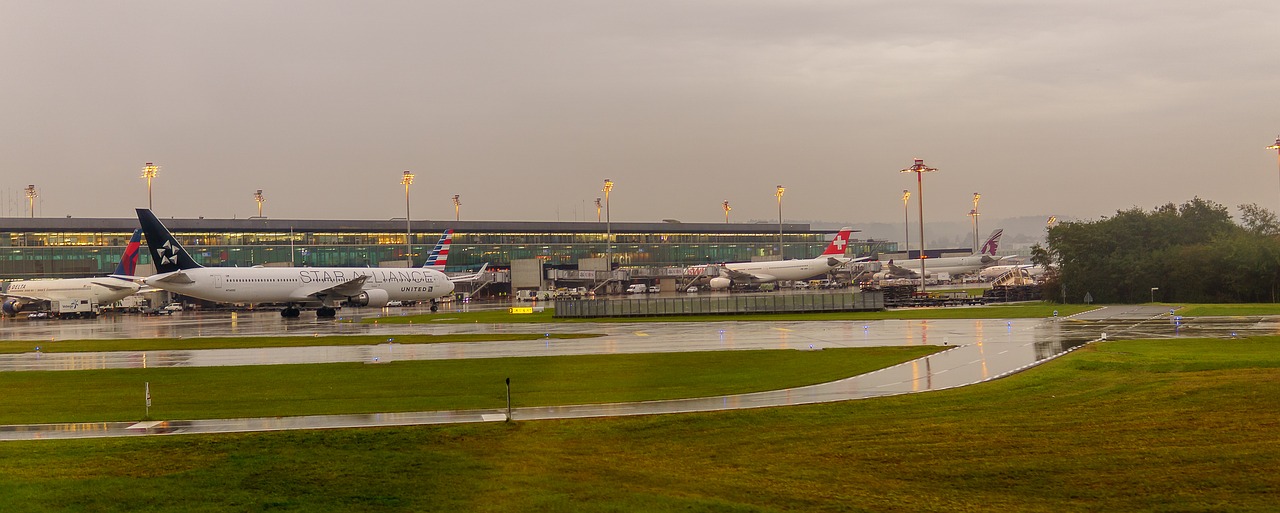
<box><xmin>554</xmin><ymin>291</ymin><xmax>884</xmax><ymax>318</ymax></box>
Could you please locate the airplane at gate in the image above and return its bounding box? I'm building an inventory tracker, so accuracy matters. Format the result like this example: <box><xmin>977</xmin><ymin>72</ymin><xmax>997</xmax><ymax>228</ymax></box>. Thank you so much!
<box><xmin>135</xmin><ymin>208</ymin><xmax>454</xmax><ymax>317</ymax></box>
<box><xmin>875</xmin><ymin>229</ymin><xmax>1009</xmax><ymax>280</ymax></box>
<box><xmin>1</xmin><ymin>229</ymin><xmax>144</xmax><ymax>318</ymax></box>
<box><xmin>704</xmin><ymin>227</ymin><xmax>861</xmax><ymax>289</ymax></box>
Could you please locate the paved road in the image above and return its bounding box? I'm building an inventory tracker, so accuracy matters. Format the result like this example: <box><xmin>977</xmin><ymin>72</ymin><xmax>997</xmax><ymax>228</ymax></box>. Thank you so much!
<box><xmin>3</xmin><ymin>304</ymin><xmax>1266</xmax><ymax>440</ymax></box>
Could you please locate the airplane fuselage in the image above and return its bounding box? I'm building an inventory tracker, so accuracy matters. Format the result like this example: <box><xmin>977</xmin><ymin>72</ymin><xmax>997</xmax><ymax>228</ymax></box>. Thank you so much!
<box><xmin>890</xmin><ymin>255</ymin><xmax>993</xmax><ymax>277</ymax></box>
<box><xmin>4</xmin><ymin>278</ymin><xmax>140</xmax><ymax>304</ymax></box>
<box><xmin>721</xmin><ymin>257</ymin><xmax>843</xmax><ymax>283</ymax></box>
<box><xmin>144</xmin><ymin>266</ymin><xmax>453</xmax><ymax>305</ymax></box>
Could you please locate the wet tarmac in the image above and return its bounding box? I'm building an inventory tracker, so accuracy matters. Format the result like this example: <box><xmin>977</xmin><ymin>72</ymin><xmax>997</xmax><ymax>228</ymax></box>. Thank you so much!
<box><xmin>2</xmin><ymin>304</ymin><xmax>1274</xmax><ymax>440</ymax></box>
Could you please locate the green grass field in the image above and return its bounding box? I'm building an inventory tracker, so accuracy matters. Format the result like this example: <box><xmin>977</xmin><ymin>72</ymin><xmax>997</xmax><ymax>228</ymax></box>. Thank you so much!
<box><xmin>0</xmin><ymin>333</ymin><xmax>602</xmax><ymax>355</ymax></box>
<box><xmin>1172</xmin><ymin>303</ymin><xmax>1280</xmax><ymax>316</ymax></box>
<box><xmin>379</xmin><ymin>302</ymin><xmax>1097</xmax><ymax>324</ymax></box>
<box><xmin>1</xmin><ymin>337</ymin><xmax>1277</xmax><ymax>511</ymax></box>
<box><xmin>0</xmin><ymin>347</ymin><xmax>938</xmax><ymax>424</ymax></box>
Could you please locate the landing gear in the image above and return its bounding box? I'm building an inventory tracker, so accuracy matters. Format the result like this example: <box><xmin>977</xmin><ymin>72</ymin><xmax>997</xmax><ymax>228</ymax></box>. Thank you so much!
<box><xmin>281</xmin><ymin>307</ymin><xmax>301</xmax><ymax>318</ymax></box>
<box><xmin>317</xmin><ymin>307</ymin><xmax>337</xmax><ymax>318</ymax></box>
<box><xmin>430</xmin><ymin>300</ymin><xmax>438</xmax><ymax>313</ymax></box>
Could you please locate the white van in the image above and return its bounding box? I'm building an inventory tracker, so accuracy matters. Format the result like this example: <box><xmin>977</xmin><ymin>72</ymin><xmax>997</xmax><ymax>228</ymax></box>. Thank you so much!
<box><xmin>626</xmin><ymin>284</ymin><xmax>647</xmax><ymax>294</ymax></box>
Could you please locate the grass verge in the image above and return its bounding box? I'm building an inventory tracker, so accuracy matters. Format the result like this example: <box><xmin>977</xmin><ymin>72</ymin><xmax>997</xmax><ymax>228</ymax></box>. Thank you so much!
<box><xmin>0</xmin><ymin>337</ymin><xmax>1276</xmax><ymax>511</ymax></box>
<box><xmin>1172</xmin><ymin>303</ymin><xmax>1280</xmax><ymax>316</ymax></box>
<box><xmin>0</xmin><ymin>346</ymin><xmax>938</xmax><ymax>424</ymax></box>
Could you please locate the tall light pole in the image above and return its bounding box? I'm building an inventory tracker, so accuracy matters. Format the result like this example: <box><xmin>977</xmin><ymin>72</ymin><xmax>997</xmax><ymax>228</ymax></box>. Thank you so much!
<box><xmin>24</xmin><ymin>185</ymin><xmax>36</xmax><ymax>218</ymax></box>
<box><xmin>1268</xmin><ymin>136</ymin><xmax>1280</xmax><ymax>199</ymax></box>
<box><xmin>401</xmin><ymin>170</ymin><xmax>414</xmax><ymax>266</ymax></box>
<box><xmin>775</xmin><ymin>185</ymin><xmax>785</xmax><ymax>257</ymax></box>
<box><xmin>452</xmin><ymin>194</ymin><xmax>461</xmax><ymax>222</ymax></box>
<box><xmin>902</xmin><ymin>190</ymin><xmax>911</xmax><ymax>259</ymax></box>
<box><xmin>722</xmin><ymin>200</ymin><xmax>731</xmax><ymax>223</ymax></box>
<box><xmin>140</xmin><ymin>162</ymin><xmax>159</xmax><ymax>210</ymax></box>
<box><xmin>901</xmin><ymin>158</ymin><xmax>938</xmax><ymax>293</ymax></box>
<box><xmin>603</xmin><ymin>179</ymin><xmax>614</xmax><ymax>267</ymax></box>
<box><xmin>594</xmin><ymin>198</ymin><xmax>602</xmax><ymax>222</ymax></box>
<box><xmin>254</xmin><ymin>189</ymin><xmax>265</xmax><ymax>217</ymax></box>
<box><xmin>969</xmin><ymin>192</ymin><xmax>981</xmax><ymax>253</ymax></box>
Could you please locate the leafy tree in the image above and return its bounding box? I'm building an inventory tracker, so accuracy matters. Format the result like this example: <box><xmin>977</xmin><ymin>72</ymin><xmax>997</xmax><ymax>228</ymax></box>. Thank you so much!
<box><xmin>1042</xmin><ymin>197</ymin><xmax>1274</xmax><ymax>303</ymax></box>
<box><xmin>1238</xmin><ymin>203</ymin><xmax>1280</xmax><ymax>236</ymax></box>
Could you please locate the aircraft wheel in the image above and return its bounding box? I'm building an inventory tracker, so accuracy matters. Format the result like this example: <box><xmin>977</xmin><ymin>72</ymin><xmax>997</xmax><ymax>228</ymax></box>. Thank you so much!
<box><xmin>281</xmin><ymin>308</ymin><xmax>301</xmax><ymax>318</ymax></box>
<box><xmin>317</xmin><ymin>307</ymin><xmax>336</xmax><ymax>318</ymax></box>
<box><xmin>430</xmin><ymin>303</ymin><xmax>439</xmax><ymax>312</ymax></box>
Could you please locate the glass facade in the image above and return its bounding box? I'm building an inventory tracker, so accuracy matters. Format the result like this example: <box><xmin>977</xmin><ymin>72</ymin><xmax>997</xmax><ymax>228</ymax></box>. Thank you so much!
<box><xmin>0</xmin><ymin>224</ymin><xmax>897</xmax><ymax>279</ymax></box>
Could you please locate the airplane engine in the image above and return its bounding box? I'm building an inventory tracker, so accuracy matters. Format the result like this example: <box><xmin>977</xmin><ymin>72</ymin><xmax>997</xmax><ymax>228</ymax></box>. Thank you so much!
<box><xmin>2</xmin><ymin>298</ymin><xmax>27</xmax><ymax>315</ymax></box>
<box><xmin>708</xmin><ymin>277</ymin><xmax>732</xmax><ymax>290</ymax></box>
<box><xmin>350</xmin><ymin>289</ymin><xmax>390</xmax><ymax>307</ymax></box>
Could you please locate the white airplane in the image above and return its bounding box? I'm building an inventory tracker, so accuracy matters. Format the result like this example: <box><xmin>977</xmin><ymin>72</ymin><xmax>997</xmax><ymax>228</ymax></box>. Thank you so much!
<box><xmin>136</xmin><ymin>208</ymin><xmax>454</xmax><ymax>317</ymax></box>
<box><xmin>978</xmin><ymin>263</ymin><xmax>1046</xmax><ymax>281</ymax></box>
<box><xmin>704</xmin><ymin>227</ymin><xmax>860</xmax><ymax>290</ymax></box>
<box><xmin>2</xmin><ymin>229</ymin><xmax>144</xmax><ymax>318</ymax></box>
<box><xmin>876</xmin><ymin>229</ymin><xmax>1008</xmax><ymax>280</ymax></box>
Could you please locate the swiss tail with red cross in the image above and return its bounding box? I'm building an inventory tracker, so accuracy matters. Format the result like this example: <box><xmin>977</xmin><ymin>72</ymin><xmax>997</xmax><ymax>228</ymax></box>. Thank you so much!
<box><xmin>820</xmin><ymin>227</ymin><xmax>854</xmax><ymax>256</ymax></box>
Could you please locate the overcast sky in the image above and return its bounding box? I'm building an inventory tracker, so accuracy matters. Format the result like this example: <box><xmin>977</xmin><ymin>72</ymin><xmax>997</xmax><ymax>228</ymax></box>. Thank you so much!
<box><xmin>2</xmin><ymin>1</ymin><xmax>1277</xmax><ymax>226</ymax></box>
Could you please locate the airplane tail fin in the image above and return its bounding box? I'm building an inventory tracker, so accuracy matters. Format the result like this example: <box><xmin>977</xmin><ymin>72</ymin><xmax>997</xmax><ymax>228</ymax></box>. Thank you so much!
<box><xmin>423</xmin><ymin>229</ymin><xmax>453</xmax><ymax>270</ymax></box>
<box><xmin>112</xmin><ymin>229</ymin><xmax>144</xmax><ymax>276</ymax></box>
<box><xmin>980</xmin><ymin>229</ymin><xmax>1004</xmax><ymax>257</ymax></box>
<box><xmin>136</xmin><ymin>209</ymin><xmax>203</xmax><ymax>273</ymax></box>
<box><xmin>820</xmin><ymin>227</ymin><xmax>854</xmax><ymax>256</ymax></box>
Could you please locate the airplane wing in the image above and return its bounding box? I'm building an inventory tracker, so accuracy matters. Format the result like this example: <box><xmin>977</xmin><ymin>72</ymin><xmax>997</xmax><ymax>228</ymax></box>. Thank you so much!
<box><xmin>447</xmin><ymin>263</ymin><xmax>489</xmax><ymax>282</ymax></box>
<box><xmin>885</xmin><ymin>261</ymin><xmax>919</xmax><ymax>278</ymax></box>
<box><xmin>1</xmin><ymin>292</ymin><xmax>51</xmax><ymax>303</ymax></box>
<box><xmin>150</xmin><ymin>271</ymin><xmax>196</xmax><ymax>285</ymax></box>
<box><xmin>88</xmin><ymin>279</ymin><xmax>141</xmax><ymax>292</ymax></box>
<box><xmin>288</xmin><ymin>274</ymin><xmax>370</xmax><ymax>301</ymax></box>
<box><xmin>719</xmin><ymin>267</ymin><xmax>773</xmax><ymax>283</ymax></box>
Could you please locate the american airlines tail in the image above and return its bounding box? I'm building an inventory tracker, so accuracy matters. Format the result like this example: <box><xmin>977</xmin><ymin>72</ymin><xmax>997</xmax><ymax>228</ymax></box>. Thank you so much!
<box><xmin>112</xmin><ymin>229</ymin><xmax>144</xmax><ymax>276</ymax></box>
<box><xmin>820</xmin><ymin>227</ymin><xmax>854</xmax><ymax>256</ymax></box>
<box><xmin>136</xmin><ymin>209</ymin><xmax>203</xmax><ymax>273</ymax></box>
<box><xmin>423</xmin><ymin>229</ymin><xmax>453</xmax><ymax>270</ymax></box>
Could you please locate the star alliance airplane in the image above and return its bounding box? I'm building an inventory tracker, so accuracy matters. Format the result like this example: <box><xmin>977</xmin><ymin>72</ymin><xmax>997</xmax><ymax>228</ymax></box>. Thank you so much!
<box><xmin>136</xmin><ymin>208</ymin><xmax>454</xmax><ymax>317</ymax></box>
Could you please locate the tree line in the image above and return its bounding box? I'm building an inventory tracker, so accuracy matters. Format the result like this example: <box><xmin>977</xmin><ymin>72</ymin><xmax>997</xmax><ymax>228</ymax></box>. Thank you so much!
<box><xmin>1032</xmin><ymin>198</ymin><xmax>1280</xmax><ymax>304</ymax></box>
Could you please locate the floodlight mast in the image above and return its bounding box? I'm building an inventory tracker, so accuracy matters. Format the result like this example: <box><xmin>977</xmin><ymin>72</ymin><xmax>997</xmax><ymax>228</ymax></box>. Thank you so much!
<box><xmin>900</xmin><ymin>159</ymin><xmax>938</xmax><ymax>293</ymax></box>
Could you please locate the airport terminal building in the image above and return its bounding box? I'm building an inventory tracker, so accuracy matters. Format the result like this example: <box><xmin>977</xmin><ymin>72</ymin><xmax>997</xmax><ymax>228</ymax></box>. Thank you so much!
<box><xmin>0</xmin><ymin>217</ymin><xmax>897</xmax><ymax>279</ymax></box>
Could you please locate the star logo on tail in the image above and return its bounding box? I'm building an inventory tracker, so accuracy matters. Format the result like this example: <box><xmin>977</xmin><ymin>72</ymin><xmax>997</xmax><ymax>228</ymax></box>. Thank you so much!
<box><xmin>160</xmin><ymin>239</ymin><xmax>178</xmax><ymax>266</ymax></box>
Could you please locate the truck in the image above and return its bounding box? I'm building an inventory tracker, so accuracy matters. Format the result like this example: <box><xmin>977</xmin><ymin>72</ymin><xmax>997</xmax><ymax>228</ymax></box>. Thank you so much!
<box><xmin>626</xmin><ymin>284</ymin><xmax>647</xmax><ymax>294</ymax></box>
<box><xmin>49</xmin><ymin>299</ymin><xmax>101</xmax><ymax>318</ymax></box>
<box><xmin>515</xmin><ymin>290</ymin><xmax>555</xmax><ymax>302</ymax></box>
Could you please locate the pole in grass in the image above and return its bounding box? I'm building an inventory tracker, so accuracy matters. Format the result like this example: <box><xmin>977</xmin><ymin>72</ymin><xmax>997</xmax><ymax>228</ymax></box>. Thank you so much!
<box><xmin>505</xmin><ymin>378</ymin><xmax>512</xmax><ymax>422</ymax></box>
<box><xmin>145</xmin><ymin>382</ymin><xmax>152</xmax><ymax>418</ymax></box>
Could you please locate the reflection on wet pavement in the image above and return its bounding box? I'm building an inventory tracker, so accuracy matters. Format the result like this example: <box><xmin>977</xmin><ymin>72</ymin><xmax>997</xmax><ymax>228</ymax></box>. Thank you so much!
<box><xmin>2</xmin><ymin>305</ymin><xmax>1274</xmax><ymax>440</ymax></box>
